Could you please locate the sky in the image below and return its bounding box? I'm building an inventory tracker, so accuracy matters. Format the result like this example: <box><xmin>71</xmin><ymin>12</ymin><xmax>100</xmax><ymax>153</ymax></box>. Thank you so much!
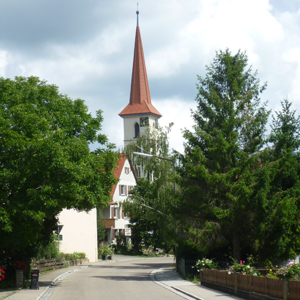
<box><xmin>0</xmin><ymin>0</ymin><xmax>300</xmax><ymax>154</ymax></box>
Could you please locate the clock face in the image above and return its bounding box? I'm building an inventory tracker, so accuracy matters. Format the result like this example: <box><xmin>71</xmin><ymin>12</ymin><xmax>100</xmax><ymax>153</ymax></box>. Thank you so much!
<box><xmin>140</xmin><ymin>117</ymin><xmax>149</xmax><ymax>127</ymax></box>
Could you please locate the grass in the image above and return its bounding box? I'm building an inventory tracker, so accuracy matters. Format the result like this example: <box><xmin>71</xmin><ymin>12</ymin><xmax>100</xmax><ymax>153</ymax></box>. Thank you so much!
<box><xmin>182</xmin><ymin>273</ymin><xmax>200</xmax><ymax>284</ymax></box>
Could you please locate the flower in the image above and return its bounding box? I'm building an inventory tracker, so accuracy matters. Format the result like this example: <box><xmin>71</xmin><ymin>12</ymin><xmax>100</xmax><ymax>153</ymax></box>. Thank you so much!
<box><xmin>228</xmin><ymin>258</ymin><xmax>260</xmax><ymax>276</ymax></box>
<box><xmin>194</xmin><ymin>258</ymin><xmax>218</xmax><ymax>271</ymax></box>
<box><xmin>0</xmin><ymin>266</ymin><xmax>5</xmax><ymax>281</ymax></box>
<box><xmin>276</xmin><ymin>262</ymin><xmax>300</xmax><ymax>279</ymax></box>
<box><xmin>14</xmin><ymin>261</ymin><xmax>28</xmax><ymax>271</ymax></box>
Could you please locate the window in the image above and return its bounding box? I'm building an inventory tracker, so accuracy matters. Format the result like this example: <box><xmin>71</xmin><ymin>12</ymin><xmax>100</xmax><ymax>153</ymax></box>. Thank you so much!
<box><xmin>134</xmin><ymin>123</ymin><xmax>140</xmax><ymax>138</ymax></box>
<box><xmin>128</xmin><ymin>185</ymin><xmax>134</xmax><ymax>193</ymax></box>
<box><xmin>125</xmin><ymin>167</ymin><xmax>129</xmax><ymax>174</ymax></box>
<box><xmin>120</xmin><ymin>185</ymin><xmax>125</xmax><ymax>196</ymax></box>
<box><xmin>120</xmin><ymin>185</ymin><xmax>127</xmax><ymax>196</ymax></box>
<box><xmin>114</xmin><ymin>207</ymin><xmax>118</xmax><ymax>219</ymax></box>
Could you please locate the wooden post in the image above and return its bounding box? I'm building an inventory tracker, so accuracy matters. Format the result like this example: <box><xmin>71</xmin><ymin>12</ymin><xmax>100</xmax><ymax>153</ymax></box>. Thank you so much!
<box><xmin>234</xmin><ymin>273</ymin><xmax>238</xmax><ymax>295</ymax></box>
<box><xmin>283</xmin><ymin>279</ymin><xmax>289</xmax><ymax>300</ymax></box>
<box><xmin>16</xmin><ymin>270</ymin><xmax>23</xmax><ymax>288</ymax></box>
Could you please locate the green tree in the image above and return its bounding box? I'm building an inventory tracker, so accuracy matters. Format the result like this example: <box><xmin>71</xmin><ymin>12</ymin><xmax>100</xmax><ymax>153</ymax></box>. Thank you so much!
<box><xmin>177</xmin><ymin>49</ymin><xmax>269</xmax><ymax>261</ymax></box>
<box><xmin>123</xmin><ymin>124</ymin><xmax>176</xmax><ymax>253</ymax></box>
<box><xmin>0</xmin><ymin>76</ymin><xmax>118</xmax><ymax>266</ymax></box>
<box><xmin>269</xmin><ymin>99</ymin><xmax>300</xmax><ymax>156</ymax></box>
<box><xmin>97</xmin><ymin>210</ymin><xmax>107</xmax><ymax>244</ymax></box>
<box><xmin>250</xmin><ymin>99</ymin><xmax>300</xmax><ymax>261</ymax></box>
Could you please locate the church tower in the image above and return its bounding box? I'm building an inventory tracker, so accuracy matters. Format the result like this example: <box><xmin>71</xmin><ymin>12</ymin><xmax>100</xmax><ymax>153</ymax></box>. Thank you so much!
<box><xmin>119</xmin><ymin>10</ymin><xmax>162</xmax><ymax>147</ymax></box>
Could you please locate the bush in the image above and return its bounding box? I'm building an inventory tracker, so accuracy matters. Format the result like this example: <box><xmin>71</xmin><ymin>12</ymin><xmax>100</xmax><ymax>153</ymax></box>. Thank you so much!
<box><xmin>60</xmin><ymin>252</ymin><xmax>86</xmax><ymax>261</ymax></box>
<box><xmin>194</xmin><ymin>258</ymin><xmax>218</xmax><ymax>271</ymax></box>
<box><xmin>276</xmin><ymin>262</ymin><xmax>300</xmax><ymax>279</ymax></box>
<box><xmin>228</xmin><ymin>259</ymin><xmax>260</xmax><ymax>276</ymax></box>
<box><xmin>35</xmin><ymin>234</ymin><xmax>59</xmax><ymax>259</ymax></box>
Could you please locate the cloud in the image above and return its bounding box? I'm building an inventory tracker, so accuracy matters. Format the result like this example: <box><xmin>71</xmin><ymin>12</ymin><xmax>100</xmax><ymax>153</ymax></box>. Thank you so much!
<box><xmin>1</xmin><ymin>0</ymin><xmax>300</xmax><ymax>155</ymax></box>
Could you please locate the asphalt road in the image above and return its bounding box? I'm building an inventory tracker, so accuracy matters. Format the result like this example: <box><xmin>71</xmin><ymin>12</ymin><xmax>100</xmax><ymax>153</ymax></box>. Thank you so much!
<box><xmin>47</xmin><ymin>257</ymin><xmax>186</xmax><ymax>300</ymax></box>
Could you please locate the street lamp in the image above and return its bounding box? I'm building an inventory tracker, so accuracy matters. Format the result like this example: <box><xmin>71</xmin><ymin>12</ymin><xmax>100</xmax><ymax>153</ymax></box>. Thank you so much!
<box><xmin>132</xmin><ymin>151</ymin><xmax>178</xmax><ymax>270</ymax></box>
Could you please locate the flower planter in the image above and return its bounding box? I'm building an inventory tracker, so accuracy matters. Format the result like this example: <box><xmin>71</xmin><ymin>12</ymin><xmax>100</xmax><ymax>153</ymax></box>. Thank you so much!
<box><xmin>16</xmin><ymin>270</ymin><xmax>23</xmax><ymax>288</ymax></box>
<box><xmin>102</xmin><ymin>255</ymin><xmax>108</xmax><ymax>260</ymax></box>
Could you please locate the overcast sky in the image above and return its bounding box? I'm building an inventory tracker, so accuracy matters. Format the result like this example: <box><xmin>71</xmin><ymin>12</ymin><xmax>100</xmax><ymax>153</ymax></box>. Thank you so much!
<box><xmin>1</xmin><ymin>0</ymin><xmax>300</xmax><ymax>153</ymax></box>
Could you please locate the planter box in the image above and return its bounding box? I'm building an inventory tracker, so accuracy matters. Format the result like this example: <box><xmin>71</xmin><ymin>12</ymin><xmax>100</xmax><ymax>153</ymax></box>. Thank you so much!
<box><xmin>201</xmin><ymin>269</ymin><xmax>300</xmax><ymax>300</ymax></box>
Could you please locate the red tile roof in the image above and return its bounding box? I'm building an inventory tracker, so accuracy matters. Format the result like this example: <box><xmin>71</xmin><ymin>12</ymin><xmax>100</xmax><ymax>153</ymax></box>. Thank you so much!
<box><xmin>110</xmin><ymin>154</ymin><xmax>127</xmax><ymax>197</ymax></box>
<box><xmin>119</xmin><ymin>25</ymin><xmax>162</xmax><ymax>118</ymax></box>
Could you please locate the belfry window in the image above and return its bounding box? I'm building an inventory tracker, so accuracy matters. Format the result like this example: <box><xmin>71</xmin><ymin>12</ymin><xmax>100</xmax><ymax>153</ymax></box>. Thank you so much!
<box><xmin>134</xmin><ymin>123</ymin><xmax>140</xmax><ymax>138</ymax></box>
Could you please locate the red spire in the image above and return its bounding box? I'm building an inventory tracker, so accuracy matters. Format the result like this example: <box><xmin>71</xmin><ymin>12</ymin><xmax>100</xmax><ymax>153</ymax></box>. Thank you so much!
<box><xmin>119</xmin><ymin>25</ymin><xmax>162</xmax><ymax>118</ymax></box>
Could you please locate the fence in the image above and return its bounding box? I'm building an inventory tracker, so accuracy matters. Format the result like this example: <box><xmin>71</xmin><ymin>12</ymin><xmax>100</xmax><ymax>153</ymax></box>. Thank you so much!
<box><xmin>31</xmin><ymin>258</ymin><xmax>66</xmax><ymax>272</ymax></box>
<box><xmin>202</xmin><ymin>269</ymin><xmax>300</xmax><ymax>300</ymax></box>
<box><xmin>180</xmin><ymin>258</ymin><xmax>198</xmax><ymax>276</ymax></box>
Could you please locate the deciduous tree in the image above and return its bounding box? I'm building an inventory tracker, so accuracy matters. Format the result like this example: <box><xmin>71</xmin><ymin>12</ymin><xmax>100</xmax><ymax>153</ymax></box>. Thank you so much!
<box><xmin>0</xmin><ymin>76</ymin><xmax>118</xmax><ymax>265</ymax></box>
<box><xmin>123</xmin><ymin>124</ymin><xmax>176</xmax><ymax>253</ymax></box>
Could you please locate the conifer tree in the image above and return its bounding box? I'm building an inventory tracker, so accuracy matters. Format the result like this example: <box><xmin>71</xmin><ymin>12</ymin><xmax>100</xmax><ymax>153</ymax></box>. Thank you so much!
<box><xmin>251</xmin><ymin>99</ymin><xmax>300</xmax><ymax>260</ymax></box>
<box><xmin>177</xmin><ymin>49</ymin><xmax>269</xmax><ymax>261</ymax></box>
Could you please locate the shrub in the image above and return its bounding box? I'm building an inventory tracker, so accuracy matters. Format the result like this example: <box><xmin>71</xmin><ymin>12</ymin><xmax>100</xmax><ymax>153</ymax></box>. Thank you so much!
<box><xmin>228</xmin><ymin>259</ymin><xmax>260</xmax><ymax>276</ymax></box>
<box><xmin>194</xmin><ymin>258</ymin><xmax>218</xmax><ymax>271</ymax></box>
<box><xmin>276</xmin><ymin>262</ymin><xmax>300</xmax><ymax>280</ymax></box>
<box><xmin>60</xmin><ymin>252</ymin><xmax>86</xmax><ymax>261</ymax></box>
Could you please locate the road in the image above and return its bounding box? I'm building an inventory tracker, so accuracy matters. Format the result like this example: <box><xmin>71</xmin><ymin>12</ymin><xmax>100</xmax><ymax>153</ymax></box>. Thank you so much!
<box><xmin>47</xmin><ymin>256</ymin><xmax>186</xmax><ymax>300</ymax></box>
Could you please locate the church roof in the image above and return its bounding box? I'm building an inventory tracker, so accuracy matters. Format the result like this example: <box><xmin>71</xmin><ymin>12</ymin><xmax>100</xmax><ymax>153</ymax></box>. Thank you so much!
<box><xmin>119</xmin><ymin>25</ymin><xmax>162</xmax><ymax>118</ymax></box>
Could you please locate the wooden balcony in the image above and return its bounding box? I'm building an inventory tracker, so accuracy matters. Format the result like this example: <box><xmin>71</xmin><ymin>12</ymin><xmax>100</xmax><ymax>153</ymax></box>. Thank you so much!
<box><xmin>102</xmin><ymin>218</ymin><xmax>115</xmax><ymax>229</ymax></box>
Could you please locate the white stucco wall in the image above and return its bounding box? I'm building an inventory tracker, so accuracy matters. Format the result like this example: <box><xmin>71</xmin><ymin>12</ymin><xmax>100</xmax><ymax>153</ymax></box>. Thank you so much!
<box><xmin>122</xmin><ymin>115</ymin><xmax>158</xmax><ymax>146</ymax></box>
<box><xmin>57</xmin><ymin>208</ymin><xmax>98</xmax><ymax>262</ymax></box>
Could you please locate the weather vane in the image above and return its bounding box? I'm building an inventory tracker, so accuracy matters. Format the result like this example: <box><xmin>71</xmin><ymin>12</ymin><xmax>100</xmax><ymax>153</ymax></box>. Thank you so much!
<box><xmin>136</xmin><ymin>3</ymin><xmax>139</xmax><ymax>26</ymax></box>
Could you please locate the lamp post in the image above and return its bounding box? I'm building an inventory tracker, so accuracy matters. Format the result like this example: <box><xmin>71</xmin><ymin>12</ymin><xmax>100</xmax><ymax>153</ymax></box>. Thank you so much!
<box><xmin>132</xmin><ymin>151</ymin><xmax>178</xmax><ymax>271</ymax></box>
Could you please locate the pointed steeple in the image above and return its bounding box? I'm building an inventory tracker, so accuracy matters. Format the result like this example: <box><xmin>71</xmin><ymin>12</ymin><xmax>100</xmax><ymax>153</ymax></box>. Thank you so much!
<box><xmin>119</xmin><ymin>17</ymin><xmax>162</xmax><ymax>118</ymax></box>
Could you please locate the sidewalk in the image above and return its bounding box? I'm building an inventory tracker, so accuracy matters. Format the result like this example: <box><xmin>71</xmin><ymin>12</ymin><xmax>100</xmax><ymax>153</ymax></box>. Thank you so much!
<box><xmin>153</xmin><ymin>266</ymin><xmax>242</xmax><ymax>300</ymax></box>
<box><xmin>0</xmin><ymin>256</ymin><xmax>241</xmax><ymax>300</ymax></box>
<box><xmin>0</xmin><ymin>255</ymin><xmax>136</xmax><ymax>300</ymax></box>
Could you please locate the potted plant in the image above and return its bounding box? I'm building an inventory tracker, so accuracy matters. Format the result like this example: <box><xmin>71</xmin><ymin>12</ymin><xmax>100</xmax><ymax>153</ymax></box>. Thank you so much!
<box><xmin>99</xmin><ymin>243</ymin><xmax>113</xmax><ymax>260</ymax></box>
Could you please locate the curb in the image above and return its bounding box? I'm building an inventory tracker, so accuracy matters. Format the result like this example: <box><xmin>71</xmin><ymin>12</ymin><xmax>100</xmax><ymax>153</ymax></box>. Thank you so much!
<box><xmin>35</xmin><ymin>266</ymin><xmax>89</xmax><ymax>300</ymax></box>
<box><xmin>151</xmin><ymin>268</ymin><xmax>203</xmax><ymax>300</ymax></box>
<box><xmin>171</xmin><ymin>286</ymin><xmax>204</xmax><ymax>300</ymax></box>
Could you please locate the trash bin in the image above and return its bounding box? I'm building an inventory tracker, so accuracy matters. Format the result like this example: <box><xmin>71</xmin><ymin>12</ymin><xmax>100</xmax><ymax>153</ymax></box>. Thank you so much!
<box><xmin>30</xmin><ymin>270</ymin><xmax>39</xmax><ymax>289</ymax></box>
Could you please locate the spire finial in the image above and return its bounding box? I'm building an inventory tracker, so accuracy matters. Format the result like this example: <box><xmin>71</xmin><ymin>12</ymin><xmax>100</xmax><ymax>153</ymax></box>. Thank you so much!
<box><xmin>136</xmin><ymin>3</ymin><xmax>139</xmax><ymax>26</ymax></box>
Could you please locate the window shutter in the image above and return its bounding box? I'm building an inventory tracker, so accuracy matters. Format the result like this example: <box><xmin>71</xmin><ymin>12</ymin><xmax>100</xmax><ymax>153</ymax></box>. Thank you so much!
<box><xmin>111</xmin><ymin>206</ymin><xmax>114</xmax><ymax>218</ymax></box>
<box><xmin>118</xmin><ymin>208</ymin><xmax>121</xmax><ymax>219</ymax></box>
<box><xmin>119</xmin><ymin>185</ymin><xmax>122</xmax><ymax>195</ymax></box>
<box><xmin>125</xmin><ymin>185</ymin><xmax>128</xmax><ymax>196</ymax></box>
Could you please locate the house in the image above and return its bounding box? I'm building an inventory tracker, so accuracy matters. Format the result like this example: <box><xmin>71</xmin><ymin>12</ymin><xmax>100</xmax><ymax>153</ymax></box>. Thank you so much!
<box><xmin>101</xmin><ymin>154</ymin><xmax>137</xmax><ymax>243</ymax></box>
<box><xmin>57</xmin><ymin>208</ymin><xmax>98</xmax><ymax>262</ymax></box>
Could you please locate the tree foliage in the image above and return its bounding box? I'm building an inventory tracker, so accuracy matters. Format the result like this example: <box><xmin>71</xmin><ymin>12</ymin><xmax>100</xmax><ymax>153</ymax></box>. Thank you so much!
<box><xmin>250</xmin><ymin>99</ymin><xmax>300</xmax><ymax>261</ymax></box>
<box><xmin>123</xmin><ymin>124</ymin><xmax>176</xmax><ymax>253</ymax></box>
<box><xmin>177</xmin><ymin>49</ymin><xmax>269</xmax><ymax>261</ymax></box>
<box><xmin>0</xmin><ymin>76</ymin><xmax>118</xmax><ymax>264</ymax></box>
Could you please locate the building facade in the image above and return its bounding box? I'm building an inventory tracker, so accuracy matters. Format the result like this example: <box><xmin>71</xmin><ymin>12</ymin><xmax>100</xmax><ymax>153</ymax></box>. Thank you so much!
<box><xmin>101</xmin><ymin>154</ymin><xmax>137</xmax><ymax>243</ymax></box>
